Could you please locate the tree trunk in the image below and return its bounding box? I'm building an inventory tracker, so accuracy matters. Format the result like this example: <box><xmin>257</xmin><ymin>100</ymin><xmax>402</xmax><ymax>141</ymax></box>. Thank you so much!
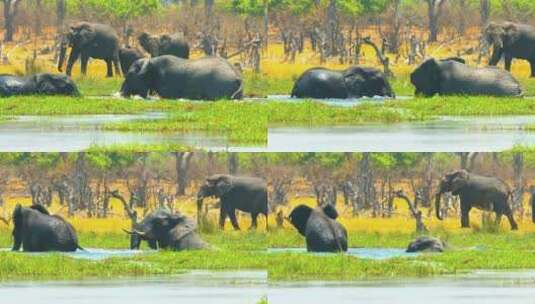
<box><xmin>480</xmin><ymin>0</ymin><xmax>490</xmax><ymax>28</ymax></box>
<box><xmin>357</xmin><ymin>153</ymin><xmax>376</xmax><ymax>213</ymax></box>
<box><xmin>34</xmin><ymin>0</ymin><xmax>42</xmax><ymax>36</ymax></box>
<box><xmin>387</xmin><ymin>0</ymin><xmax>402</xmax><ymax>53</ymax></box>
<box><xmin>228</xmin><ymin>153</ymin><xmax>239</xmax><ymax>175</ymax></box>
<box><xmin>512</xmin><ymin>153</ymin><xmax>524</xmax><ymax>216</ymax></box>
<box><xmin>457</xmin><ymin>0</ymin><xmax>467</xmax><ymax>36</ymax></box>
<box><xmin>175</xmin><ymin>152</ymin><xmax>193</xmax><ymax>196</ymax></box>
<box><xmin>263</xmin><ymin>0</ymin><xmax>269</xmax><ymax>49</ymax></box>
<box><xmin>426</xmin><ymin>0</ymin><xmax>447</xmax><ymax>43</ymax></box>
<box><xmin>325</xmin><ymin>0</ymin><xmax>338</xmax><ymax>56</ymax></box>
<box><xmin>3</xmin><ymin>0</ymin><xmax>21</xmax><ymax>42</ymax></box>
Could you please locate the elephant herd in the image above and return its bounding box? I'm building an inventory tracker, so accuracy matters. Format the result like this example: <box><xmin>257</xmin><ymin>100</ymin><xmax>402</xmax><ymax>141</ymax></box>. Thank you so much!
<box><xmin>8</xmin><ymin>169</ymin><xmax>520</xmax><ymax>254</ymax></box>
<box><xmin>0</xmin><ymin>21</ymin><xmax>533</xmax><ymax>99</ymax></box>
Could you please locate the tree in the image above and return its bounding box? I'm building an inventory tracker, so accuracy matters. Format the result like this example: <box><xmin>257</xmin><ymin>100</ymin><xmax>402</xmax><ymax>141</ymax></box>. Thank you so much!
<box><xmin>3</xmin><ymin>0</ymin><xmax>22</xmax><ymax>42</ymax></box>
<box><xmin>425</xmin><ymin>0</ymin><xmax>447</xmax><ymax>42</ymax></box>
<box><xmin>480</xmin><ymin>0</ymin><xmax>490</xmax><ymax>27</ymax></box>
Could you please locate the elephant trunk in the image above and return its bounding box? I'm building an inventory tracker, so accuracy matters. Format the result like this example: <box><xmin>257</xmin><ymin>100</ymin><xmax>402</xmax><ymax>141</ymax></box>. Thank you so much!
<box><xmin>435</xmin><ymin>191</ymin><xmax>444</xmax><ymax>220</ymax></box>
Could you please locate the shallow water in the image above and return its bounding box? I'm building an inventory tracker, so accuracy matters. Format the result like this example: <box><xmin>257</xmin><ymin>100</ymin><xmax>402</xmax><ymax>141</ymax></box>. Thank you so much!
<box><xmin>0</xmin><ymin>271</ymin><xmax>267</xmax><ymax>304</ymax></box>
<box><xmin>1</xmin><ymin>248</ymin><xmax>149</xmax><ymax>260</ymax></box>
<box><xmin>250</xmin><ymin>94</ymin><xmax>409</xmax><ymax>107</ymax></box>
<box><xmin>3</xmin><ymin>113</ymin><xmax>535</xmax><ymax>151</ymax></box>
<box><xmin>0</xmin><ymin>113</ymin><xmax>230</xmax><ymax>152</ymax></box>
<box><xmin>268</xmin><ymin>270</ymin><xmax>535</xmax><ymax>304</ymax></box>
<box><xmin>267</xmin><ymin>115</ymin><xmax>535</xmax><ymax>152</ymax></box>
<box><xmin>268</xmin><ymin>247</ymin><xmax>418</xmax><ymax>260</ymax></box>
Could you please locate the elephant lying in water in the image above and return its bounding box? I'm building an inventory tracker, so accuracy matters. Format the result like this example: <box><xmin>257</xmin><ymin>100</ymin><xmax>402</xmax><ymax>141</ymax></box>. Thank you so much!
<box><xmin>406</xmin><ymin>236</ymin><xmax>445</xmax><ymax>253</ymax></box>
<box><xmin>121</xmin><ymin>55</ymin><xmax>243</xmax><ymax>100</ymax></box>
<box><xmin>12</xmin><ymin>204</ymin><xmax>83</xmax><ymax>252</ymax></box>
<box><xmin>435</xmin><ymin>170</ymin><xmax>518</xmax><ymax>230</ymax></box>
<box><xmin>0</xmin><ymin>73</ymin><xmax>80</xmax><ymax>96</ymax></box>
<box><xmin>288</xmin><ymin>204</ymin><xmax>347</xmax><ymax>253</ymax></box>
<box><xmin>124</xmin><ymin>208</ymin><xmax>208</xmax><ymax>251</ymax></box>
<box><xmin>291</xmin><ymin>66</ymin><xmax>394</xmax><ymax>99</ymax></box>
<box><xmin>411</xmin><ymin>58</ymin><xmax>523</xmax><ymax>97</ymax></box>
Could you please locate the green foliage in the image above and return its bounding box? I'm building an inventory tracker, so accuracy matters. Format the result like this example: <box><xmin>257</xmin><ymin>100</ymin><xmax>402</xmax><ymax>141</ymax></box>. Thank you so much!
<box><xmin>68</xmin><ymin>0</ymin><xmax>161</xmax><ymax>22</ymax></box>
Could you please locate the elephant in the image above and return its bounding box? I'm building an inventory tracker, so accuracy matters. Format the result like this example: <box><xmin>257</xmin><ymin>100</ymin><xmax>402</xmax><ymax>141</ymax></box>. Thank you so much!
<box><xmin>484</xmin><ymin>22</ymin><xmax>535</xmax><ymax>77</ymax></box>
<box><xmin>58</xmin><ymin>22</ymin><xmax>121</xmax><ymax>77</ymax></box>
<box><xmin>124</xmin><ymin>208</ymin><xmax>208</xmax><ymax>251</ymax></box>
<box><xmin>291</xmin><ymin>66</ymin><xmax>394</xmax><ymax>99</ymax></box>
<box><xmin>406</xmin><ymin>236</ymin><xmax>445</xmax><ymax>253</ymax></box>
<box><xmin>288</xmin><ymin>204</ymin><xmax>348</xmax><ymax>253</ymax></box>
<box><xmin>0</xmin><ymin>73</ymin><xmax>79</xmax><ymax>96</ymax></box>
<box><xmin>12</xmin><ymin>204</ymin><xmax>82</xmax><ymax>252</ymax></box>
<box><xmin>138</xmin><ymin>32</ymin><xmax>190</xmax><ymax>59</ymax></box>
<box><xmin>196</xmin><ymin>174</ymin><xmax>268</xmax><ymax>230</ymax></box>
<box><xmin>118</xmin><ymin>47</ymin><xmax>145</xmax><ymax>77</ymax></box>
<box><xmin>530</xmin><ymin>186</ymin><xmax>535</xmax><ymax>223</ymax></box>
<box><xmin>121</xmin><ymin>55</ymin><xmax>243</xmax><ymax>100</ymax></box>
<box><xmin>411</xmin><ymin>58</ymin><xmax>523</xmax><ymax>97</ymax></box>
<box><xmin>435</xmin><ymin>170</ymin><xmax>518</xmax><ymax>230</ymax></box>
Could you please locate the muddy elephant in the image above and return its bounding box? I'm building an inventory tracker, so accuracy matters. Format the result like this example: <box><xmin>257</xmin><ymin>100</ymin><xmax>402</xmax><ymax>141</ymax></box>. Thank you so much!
<box><xmin>288</xmin><ymin>204</ymin><xmax>347</xmax><ymax>253</ymax></box>
<box><xmin>435</xmin><ymin>170</ymin><xmax>518</xmax><ymax>230</ymax></box>
<box><xmin>121</xmin><ymin>55</ymin><xmax>243</xmax><ymax>100</ymax></box>
<box><xmin>291</xmin><ymin>66</ymin><xmax>394</xmax><ymax>99</ymax></box>
<box><xmin>411</xmin><ymin>58</ymin><xmax>522</xmax><ymax>97</ymax></box>
<box><xmin>12</xmin><ymin>204</ymin><xmax>82</xmax><ymax>252</ymax></box>
<box><xmin>58</xmin><ymin>22</ymin><xmax>121</xmax><ymax>77</ymax></box>
<box><xmin>196</xmin><ymin>174</ymin><xmax>268</xmax><ymax>230</ymax></box>
<box><xmin>124</xmin><ymin>208</ymin><xmax>207</xmax><ymax>251</ymax></box>
<box><xmin>138</xmin><ymin>32</ymin><xmax>190</xmax><ymax>59</ymax></box>
<box><xmin>484</xmin><ymin>22</ymin><xmax>535</xmax><ymax>77</ymax></box>
<box><xmin>0</xmin><ymin>73</ymin><xmax>79</xmax><ymax>96</ymax></box>
<box><xmin>406</xmin><ymin>236</ymin><xmax>445</xmax><ymax>253</ymax></box>
<box><xmin>118</xmin><ymin>47</ymin><xmax>145</xmax><ymax>77</ymax></box>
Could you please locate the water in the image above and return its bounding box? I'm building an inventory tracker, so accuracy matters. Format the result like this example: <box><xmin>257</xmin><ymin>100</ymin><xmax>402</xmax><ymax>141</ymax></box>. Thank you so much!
<box><xmin>3</xmin><ymin>113</ymin><xmax>535</xmax><ymax>152</ymax></box>
<box><xmin>1</xmin><ymin>248</ymin><xmax>150</xmax><ymax>260</ymax></box>
<box><xmin>0</xmin><ymin>113</ymin><xmax>230</xmax><ymax>152</ymax></box>
<box><xmin>267</xmin><ymin>115</ymin><xmax>535</xmax><ymax>152</ymax></box>
<box><xmin>268</xmin><ymin>270</ymin><xmax>535</xmax><ymax>304</ymax></box>
<box><xmin>268</xmin><ymin>247</ymin><xmax>419</xmax><ymax>260</ymax></box>
<box><xmin>0</xmin><ymin>271</ymin><xmax>267</xmax><ymax>304</ymax></box>
<box><xmin>249</xmin><ymin>95</ymin><xmax>408</xmax><ymax>108</ymax></box>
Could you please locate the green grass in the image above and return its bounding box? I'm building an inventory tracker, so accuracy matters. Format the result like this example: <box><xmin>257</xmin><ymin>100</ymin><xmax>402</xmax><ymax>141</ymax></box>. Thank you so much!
<box><xmin>1</xmin><ymin>227</ymin><xmax>534</xmax><ymax>282</ymax></box>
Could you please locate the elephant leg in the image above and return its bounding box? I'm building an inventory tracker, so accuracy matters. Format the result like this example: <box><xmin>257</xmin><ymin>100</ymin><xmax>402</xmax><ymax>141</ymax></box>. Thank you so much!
<box><xmin>227</xmin><ymin>209</ymin><xmax>240</xmax><ymax>230</ymax></box>
<box><xmin>66</xmin><ymin>48</ymin><xmax>81</xmax><ymax>77</ymax></box>
<box><xmin>219</xmin><ymin>208</ymin><xmax>227</xmax><ymax>229</ymax></box>
<box><xmin>105</xmin><ymin>59</ymin><xmax>113</xmax><ymax>78</ymax></box>
<box><xmin>11</xmin><ymin>230</ymin><xmax>22</xmax><ymax>251</ymax></box>
<box><xmin>460</xmin><ymin>201</ymin><xmax>471</xmax><ymax>228</ymax></box>
<box><xmin>504</xmin><ymin>206</ymin><xmax>519</xmax><ymax>230</ymax></box>
<box><xmin>250</xmin><ymin>213</ymin><xmax>258</xmax><ymax>230</ymax></box>
<box><xmin>80</xmin><ymin>54</ymin><xmax>89</xmax><ymax>76</ymax></box>
<box><xmin>113</xmin><ymin>53</ymin><xmax>121</xmax><ymax>77</ymax></box>
<box><xmin>504</xmin><ymin>54</ymin><xmax>513</xmax><ymax>72</ymax></box>
<box><xmin>494</xmin><ymin>212</ymin><xmax>503</xmax><ymax>226</ymax></box>
<box><xmin>148</xmin><ymin>239</ymin><xmax>158</xmax><ymax>250</ymax></box>
<box><xmin>529</xmin><ymin>60</ymin><xmax>535</xmax><ymax>77</ymax></box>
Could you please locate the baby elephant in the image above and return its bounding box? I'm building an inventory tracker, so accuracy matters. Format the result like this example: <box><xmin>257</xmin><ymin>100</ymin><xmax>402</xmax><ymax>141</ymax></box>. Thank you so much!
<box><xmin>406</xmin><ymin>236</ymin><xmax>445</xmax><ymax>253</ymax></box>
<box><xmin>124</xmin><ymin>208</ymin><xmax>208</xmax><ymax>251</ymax></box>
<box><xmin>288</xmin><ymin>204</ymin><xmax>348</xmax><ymax>253</ymax></box>
<box><xmin>12</xmin><ymin>204</ymin><xmax>83</xmax><ymax>252</ymax></box>
<box><xmin>0</xmin><ymin>73</ymin><xmax>80</xmax><ymax>97</ymax></box>
<box><xmin>411</xmin><ymin>58</ymin><xmax>523</xmax><ymax>97</ymax></box>
<box><xmin>291</xmin><ymin>66</ymin><xmax>394</xmax><ymax>99</ymax></box>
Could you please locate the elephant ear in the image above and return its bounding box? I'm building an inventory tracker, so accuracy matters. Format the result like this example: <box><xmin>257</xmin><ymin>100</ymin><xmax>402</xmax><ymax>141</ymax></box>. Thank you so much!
<box><xmin>502</xmin><ymin>23</ymin><xmax>520</xmax><ymax>47</ymax></box>
<box><xmin>288</xmin><ymin>205</ymin><xmax>313</xmax><ymax>236</ymax></box>
<box><xmin>410</xmin><ymin>58</ymin><xmax>441</xmax><ymax>97</ymax></box>
<box><xmin>214</xmin><ymin>175</ymin><xmax>233</xmax><ymax>197</ymax></box>
<box><xmin>450</xmin><ymin>170</ymin><xmax>470</xmax><ymax>194</ymax></box>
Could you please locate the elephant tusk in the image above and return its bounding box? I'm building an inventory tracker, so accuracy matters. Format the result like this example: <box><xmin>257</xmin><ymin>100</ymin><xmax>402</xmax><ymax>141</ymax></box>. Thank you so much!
<box><xmin>122</xmin><ymin>228</ymin><xmax>146</xmax><ymax>237</ymax></box>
